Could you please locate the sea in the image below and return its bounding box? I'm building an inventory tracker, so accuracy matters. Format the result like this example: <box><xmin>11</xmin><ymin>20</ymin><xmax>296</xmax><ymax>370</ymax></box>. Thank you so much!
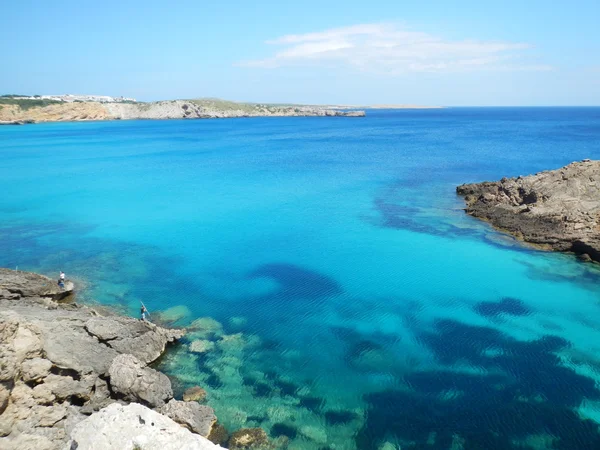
<box><xmin>2</xmin><ymin>107</ymin><xmax>600</xmax><ymax>450</ymax></box>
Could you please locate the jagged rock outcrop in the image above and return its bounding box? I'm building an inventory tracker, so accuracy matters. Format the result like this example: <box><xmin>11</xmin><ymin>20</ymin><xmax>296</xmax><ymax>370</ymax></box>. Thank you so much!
<box><xmin>109</xmin><ymin>354</ymin><xmax>173</xmax><ymax>408</ymax></box>
<box><xmin>0</xmin><ymin>268</ymin><xmax>192</xmax><ymax>450</ymax></box>
<box><xmin>457</xmin><ymin>160</ymin><xmax>600</xmax><ymax>261</ymax></box>
<box><xmin>0</xmin><ymin>268</ymin><xmax>72</xmax><ymax>301</ymax></box>
<box><xmin>160</xmin><ymin>399</ymin><xmax>216</xmax><ymax>437</ymax></box>
<box><xmin>85</xmin><ymin>317</ymin><xmax>183</xmax><ymax>365</ymax></box>
<box><xmin>66</xmin><ymin>402</ymin><xmax>222</xmax><ymax>450</ymax></box>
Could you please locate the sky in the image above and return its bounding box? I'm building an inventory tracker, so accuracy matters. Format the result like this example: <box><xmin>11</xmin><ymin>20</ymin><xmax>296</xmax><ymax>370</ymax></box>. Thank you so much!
<box><xmin>1</xmin><ymin>0</ymin><xmax>599</xmax><ymax>106</ymax></box>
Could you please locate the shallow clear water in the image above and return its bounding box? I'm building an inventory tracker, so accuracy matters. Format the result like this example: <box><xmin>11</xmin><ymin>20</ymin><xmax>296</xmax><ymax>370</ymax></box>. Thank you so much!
<box><xmin>2</xmin><ymin>108</ymin><xmax>600</xmax><ymax>449</ymax></box>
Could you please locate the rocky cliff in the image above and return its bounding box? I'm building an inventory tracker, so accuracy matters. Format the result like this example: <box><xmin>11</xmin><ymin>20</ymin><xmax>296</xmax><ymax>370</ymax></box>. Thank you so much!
<box><xmin>457</xmin><ymin>160</ymin><xmax>600</xmax><ymax>261</ymax></box>
<box><xmin>0</xmin><ymin>268</ymin><xmax>221</xmax><ymax>450</ymax></box>
<box><xmin>0</xmin><ymin>98</ymin><xmax>365</xmax><ymax>124</ymax></box>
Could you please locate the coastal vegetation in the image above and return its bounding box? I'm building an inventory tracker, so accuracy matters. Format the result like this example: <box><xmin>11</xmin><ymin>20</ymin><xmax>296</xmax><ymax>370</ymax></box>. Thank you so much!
<box><xmin>0</xmin><ymin>97</ymin><xmax>61</xmax><ymax>110</ymax></box>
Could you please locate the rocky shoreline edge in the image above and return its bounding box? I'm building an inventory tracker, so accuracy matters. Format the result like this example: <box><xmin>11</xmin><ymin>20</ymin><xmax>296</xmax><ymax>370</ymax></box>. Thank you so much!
<box><xmin>457</xmin><ymin>159</ymin><xmax>600</xmax><ymax>262</ymax></box>
<box><xmin>0</xmin><ymin>268</ymin><xmax>269</xmax><ymax>450</ymax></box>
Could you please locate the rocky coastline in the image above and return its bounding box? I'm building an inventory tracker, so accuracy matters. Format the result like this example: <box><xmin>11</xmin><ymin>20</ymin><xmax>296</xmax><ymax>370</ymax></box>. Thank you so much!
<box><xmin>457</xmin><ymin>159</ymin><xmax>600</xmax><ymax>262</ymax></box>
<box><xmin>0</xmin><ymin>98</ymin><xmax>365</xmax><ymax>124</ymax></box>
<box><xmin>0</xmin><ymin>268</ymin><xmax>236</xmax><ymax>449</ymax></box>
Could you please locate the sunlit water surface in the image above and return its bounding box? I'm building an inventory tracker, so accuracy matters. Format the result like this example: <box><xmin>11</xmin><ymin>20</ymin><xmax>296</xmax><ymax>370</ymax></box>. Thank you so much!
<box><xmin>2</xmin><ymin>108</ymin><xmax>600</xmax><ymax>449</ymax></box>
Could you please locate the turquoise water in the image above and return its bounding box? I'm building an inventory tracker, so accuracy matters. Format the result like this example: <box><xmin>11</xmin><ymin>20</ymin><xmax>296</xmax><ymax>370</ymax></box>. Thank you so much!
<box><xmin>2</xmin><ymin>108</ymin><xmax>600</xmax><ymax>449</ymax></box>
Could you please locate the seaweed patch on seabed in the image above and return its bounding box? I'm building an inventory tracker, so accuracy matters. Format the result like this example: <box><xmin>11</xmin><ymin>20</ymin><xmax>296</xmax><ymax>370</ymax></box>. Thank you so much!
<box><xmin>238</xmin><ymin>263</ymin><xmax>344</xmax><ymax>322</ymax></box>
<box><xmin>357</xmin><ymin>319</ymin><xmax>600</xmax><ymax>450</ymax></box>
<box><xmin>248</xmin><ymin>263</ymin><xmax>343</xmax><ymax>300</ymax></box>
<box><xmin>518</xmin><ymin>256</ymin><xmax>600</xmax><ymax>293</ymax></box>
<box><xmin>474</xmin><ymin>297</ymin><xmax>532</xmax><ymax>318</ymax></box>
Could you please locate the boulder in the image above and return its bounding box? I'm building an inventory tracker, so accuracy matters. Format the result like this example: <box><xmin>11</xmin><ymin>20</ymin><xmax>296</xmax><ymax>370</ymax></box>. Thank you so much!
<box><xmin>183</xmin><ymin>386</ymin><xmax>207</xmax><ymax>403</ymax></box>
<box><xmin>21</xmin><ymin>357</ymin><xmax>52</xmax><ymax>382</ymax></box>
<box><xmin>40</xmin><ymin>320</ymin><xmax>119</xmax><ymax>376</ymax></box>
<box><xmin>108</xmin><ymin>354</ymin><xmax>172</xmax><ymax>407</ymax></box>
<box><xmin>188</xmin><ymin>317</ymin><xmax>223</xmax><ymax>338</ymax></box>
<box><xmin>65</xmin><ymin>402</ymin><xmax>222</xmax><ymax>450</ymax></box>
<box><xmin>190</xmin><ymin>340</ymin><xmax>215</xmax><ymax>354</ymax></box>
<box><xmin>228</xmin><ymin>428</ymin><xmax>270</xmax><ymax>449</ymax></box>
<box><xmin>159</xmin><ymin>399</ymin><xmax>216</xmax><ymax>437</ymax></box>
<box><xmin>40</xmin><ymin>373</ymin><xmax>96</xmax><ymax>401</ymax></box>
<box><xmin>207</xmin><ymin>423</ymin><xmax>229</xmax><ymax>445</ymax></box>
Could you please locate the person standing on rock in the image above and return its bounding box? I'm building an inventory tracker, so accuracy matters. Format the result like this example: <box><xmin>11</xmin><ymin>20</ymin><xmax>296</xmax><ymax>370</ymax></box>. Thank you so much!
<box><xmin>141</xmin><ymin>304</ymin><xmax>148</xmax><ymax>321</ymax></box>
<box><xmin>58</xmin><ymin>271</ymin><xmax>65</xmax><ymax>288</ymax></box>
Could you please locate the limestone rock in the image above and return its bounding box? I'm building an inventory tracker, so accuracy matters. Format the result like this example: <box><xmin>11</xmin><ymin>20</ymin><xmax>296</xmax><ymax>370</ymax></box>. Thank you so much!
<box><xmin>183</xmin><ymin>386</ymin><xmax>207</xmax><ymax>402</ymax></box>
<box><xmin>39</xmin><ymin>319</ymin><xmax>119</xmax><ymax>376</ymax></box>
<box><xmin>21</xmin><ymin>357</ymin><xmax>52</xmax><ymax>382</ymax></box>
<box><xmin>85</xmin><ymin>317</ymin><xmax>184</xmax><ymax>365</ymax></box>
<box><xmin>457</xmin><ymin>160</ymin><xmax>600</xmax><ymax>261</ymax></box>
<box><xmin>159</xmin><ymin>399</ymin><xmax>217</xmax><ymax>437</ymax></box>
<box><xmin>0</xmin><ymin>383</ymin><xmax>9</xmax><ymax>414</ymax></box>
<box><xmin>207</xmin><ymin>422</ymin><xmax>229</xmax><ymax>445</ymax></box>
<box><xmin>65</xmin><ymin>402</ymin><xmax>223</xmax><ymax>450</ymax></box>
<box><xmin>41</xmin><ymin>373</ymin><xmax>96</xmax><ymax>401</ymax></box>
<box><xmin>1</xmin><ymin>433</ymin><xmax>57</xmax><ymax>450</ymax></box>
<box><xmin>32</xmin><ymin>384</ymin><xmax>56</xmax><ymax>404</ymax></box>
<box><xmin>188</xmin><ymin>317</ymin><xmax>223</xmax><ymax>338</ymax></box>
<box><xmin>228</xmin><ymin>427</ymin><xmax>270</xmax><ymax>449</ymax></box>
<box><xmin>190</xmin><ymin>339</ymin><xmax>215</xmax><ymax>354</ymax></box>
<box><xmin>108</xmin><ymin>354</ymin><xmax>172</xmax><ymax>407</ymax></box>
<box><xmin>157</xmin><ymin>305</ymin><xmax>192</xmax><ymax>324</ymax></box>
<box><xmin>0</xmin><ymin>268</ymin><xmax>70</xmax><ymax>301</ymax></box>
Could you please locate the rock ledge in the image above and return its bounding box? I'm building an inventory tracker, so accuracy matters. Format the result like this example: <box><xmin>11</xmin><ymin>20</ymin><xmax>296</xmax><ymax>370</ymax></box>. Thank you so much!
<box><xmin>0</xmin><ymin>268</ymin><xmax>220</xmax><ymax>450</ymax></box>
<box><xmin>457</xmin><ymin>160</ymin><xmax>600</xmax><ymax>261</ymax></box>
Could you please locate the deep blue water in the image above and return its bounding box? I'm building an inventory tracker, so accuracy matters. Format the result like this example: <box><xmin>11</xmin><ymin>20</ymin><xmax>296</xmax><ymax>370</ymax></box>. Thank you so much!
<box><xmin>2</xmin><ymin>108</ymin><xmax>600</xmax><ymax>449</ymax></box>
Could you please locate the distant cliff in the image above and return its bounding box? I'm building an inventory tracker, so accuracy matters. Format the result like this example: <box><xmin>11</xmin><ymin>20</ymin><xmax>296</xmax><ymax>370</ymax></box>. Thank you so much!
<box><xmin>0</xmin><ymin>97</ymin><xmax>365</xmax><ymax>124</ymax></box>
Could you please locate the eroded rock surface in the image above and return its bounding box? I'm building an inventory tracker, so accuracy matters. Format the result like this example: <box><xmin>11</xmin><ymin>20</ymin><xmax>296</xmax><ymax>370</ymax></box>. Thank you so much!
<box><xmin>109</xmin><ymin>354</ymin><xmax>173</xmax><ymax>408</ymax></box>
<box><xmin>66</xmin><ymin>402</ymin><xmax>222</xmax><ymax>450</ymax></box>
<box><xmin>160</xmin><ymin>399</ymin><xmax>217</xmax><ymax>437</ymax></box>
<box><xmin>0</xmin><ymin>268</ymin><xmax>186</xmax><ymax>449</ymax></box>
<box><xmin>457</xmin><ymin>160</ymin><xmax>600</xmax><ymax>261</ymax></box>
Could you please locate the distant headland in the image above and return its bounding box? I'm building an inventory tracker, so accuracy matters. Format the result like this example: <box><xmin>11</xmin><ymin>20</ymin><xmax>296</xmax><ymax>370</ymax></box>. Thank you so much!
<box><xmin>0</xmin><ymin>95</ymin><xmax>367</xmax><ymax>124</ymax></box>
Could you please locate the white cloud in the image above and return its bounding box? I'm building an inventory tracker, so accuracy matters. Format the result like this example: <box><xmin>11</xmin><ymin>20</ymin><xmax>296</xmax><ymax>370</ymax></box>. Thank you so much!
<box><xmin>238</xmin><ymin>23</ymin><xmax>551</xmax><ymax>73</ymax></box>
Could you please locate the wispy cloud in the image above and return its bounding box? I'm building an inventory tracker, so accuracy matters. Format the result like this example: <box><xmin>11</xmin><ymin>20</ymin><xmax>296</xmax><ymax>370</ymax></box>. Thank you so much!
<box><xmin>238</xmin><ymin>23</ymin><xmax>552</xmax><ymax>73</ymax></box>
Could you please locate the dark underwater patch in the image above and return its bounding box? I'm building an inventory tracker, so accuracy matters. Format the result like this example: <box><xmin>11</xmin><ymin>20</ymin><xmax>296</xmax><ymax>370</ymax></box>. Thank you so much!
<box><xmin>274</xmin><ymin>379</ymin><xmax>299</xmax><ymax>397</ymax></box>
<box><xmin>261</xmin><ymin>339</ymin><xmax>283</xmax><ymax>351</ymax></box>
<box><xmin>246</xmin><ymin>414</ymin><xmax>266</xmax><ymax>424</ymax></box>
<box><xmin>253</xmin><ymin>382</ymin><xmax>273</xmax><ymax>398</ymax></box>
<box><xmin>242</xmin><ymin>376</ymin><xmax>256</xmax><ymax>387</ymax></box>
<box><xmin>271</xmin><ymin>423</ymin><xmax>298</xmax><ymax>439</ymax></box>
<box><xmin>299</xmin><ymin>396</ymin><xmax>325</xmax><ymax>413</ymax></box>
<box><xmin>248</xmin><ymin>263</ymin><xmax>343</xmax><ymax>299</ymax></box>
<box><xmin>324</xmin><ymin>410</ymin><xmax>358</xmax><ymax>425</ymax></box>
<box><xmin>474</xmin><ymin>297</ymin><xmax>531</xmax><ymax>318</ymax></box>
<box><xmin>205</xmin><ymin>374</ymin><xmax>223</xmax><ymax>389</ymax></box>
<box><xmin>357</xmin><ymin>319</ymin><xmax>600</xmax><ymax>449</ymax></box>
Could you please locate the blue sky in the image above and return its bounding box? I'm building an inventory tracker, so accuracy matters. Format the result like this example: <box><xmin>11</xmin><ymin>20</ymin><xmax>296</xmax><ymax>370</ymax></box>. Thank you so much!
<box><xmin>1</xmin><ymin>0</ymin><xmax>598</xmax><ymax>105</ymax></box>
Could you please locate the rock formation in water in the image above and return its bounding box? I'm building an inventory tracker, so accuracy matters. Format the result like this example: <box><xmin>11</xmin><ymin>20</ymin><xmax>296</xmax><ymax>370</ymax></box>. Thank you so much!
<box><xmin>0</xmin><ymin>97</ymin><xmax>365</xmax><ymax>124</ymax></box>
<box><xmin>0</xmin><ymin>268</ymin><xmax>221</xmax><ymax>450</ymax></box>
<box><xmin>457</xmin><ymin>160</ymin><xmax>600</xmax><ymax>261</ymax></box>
